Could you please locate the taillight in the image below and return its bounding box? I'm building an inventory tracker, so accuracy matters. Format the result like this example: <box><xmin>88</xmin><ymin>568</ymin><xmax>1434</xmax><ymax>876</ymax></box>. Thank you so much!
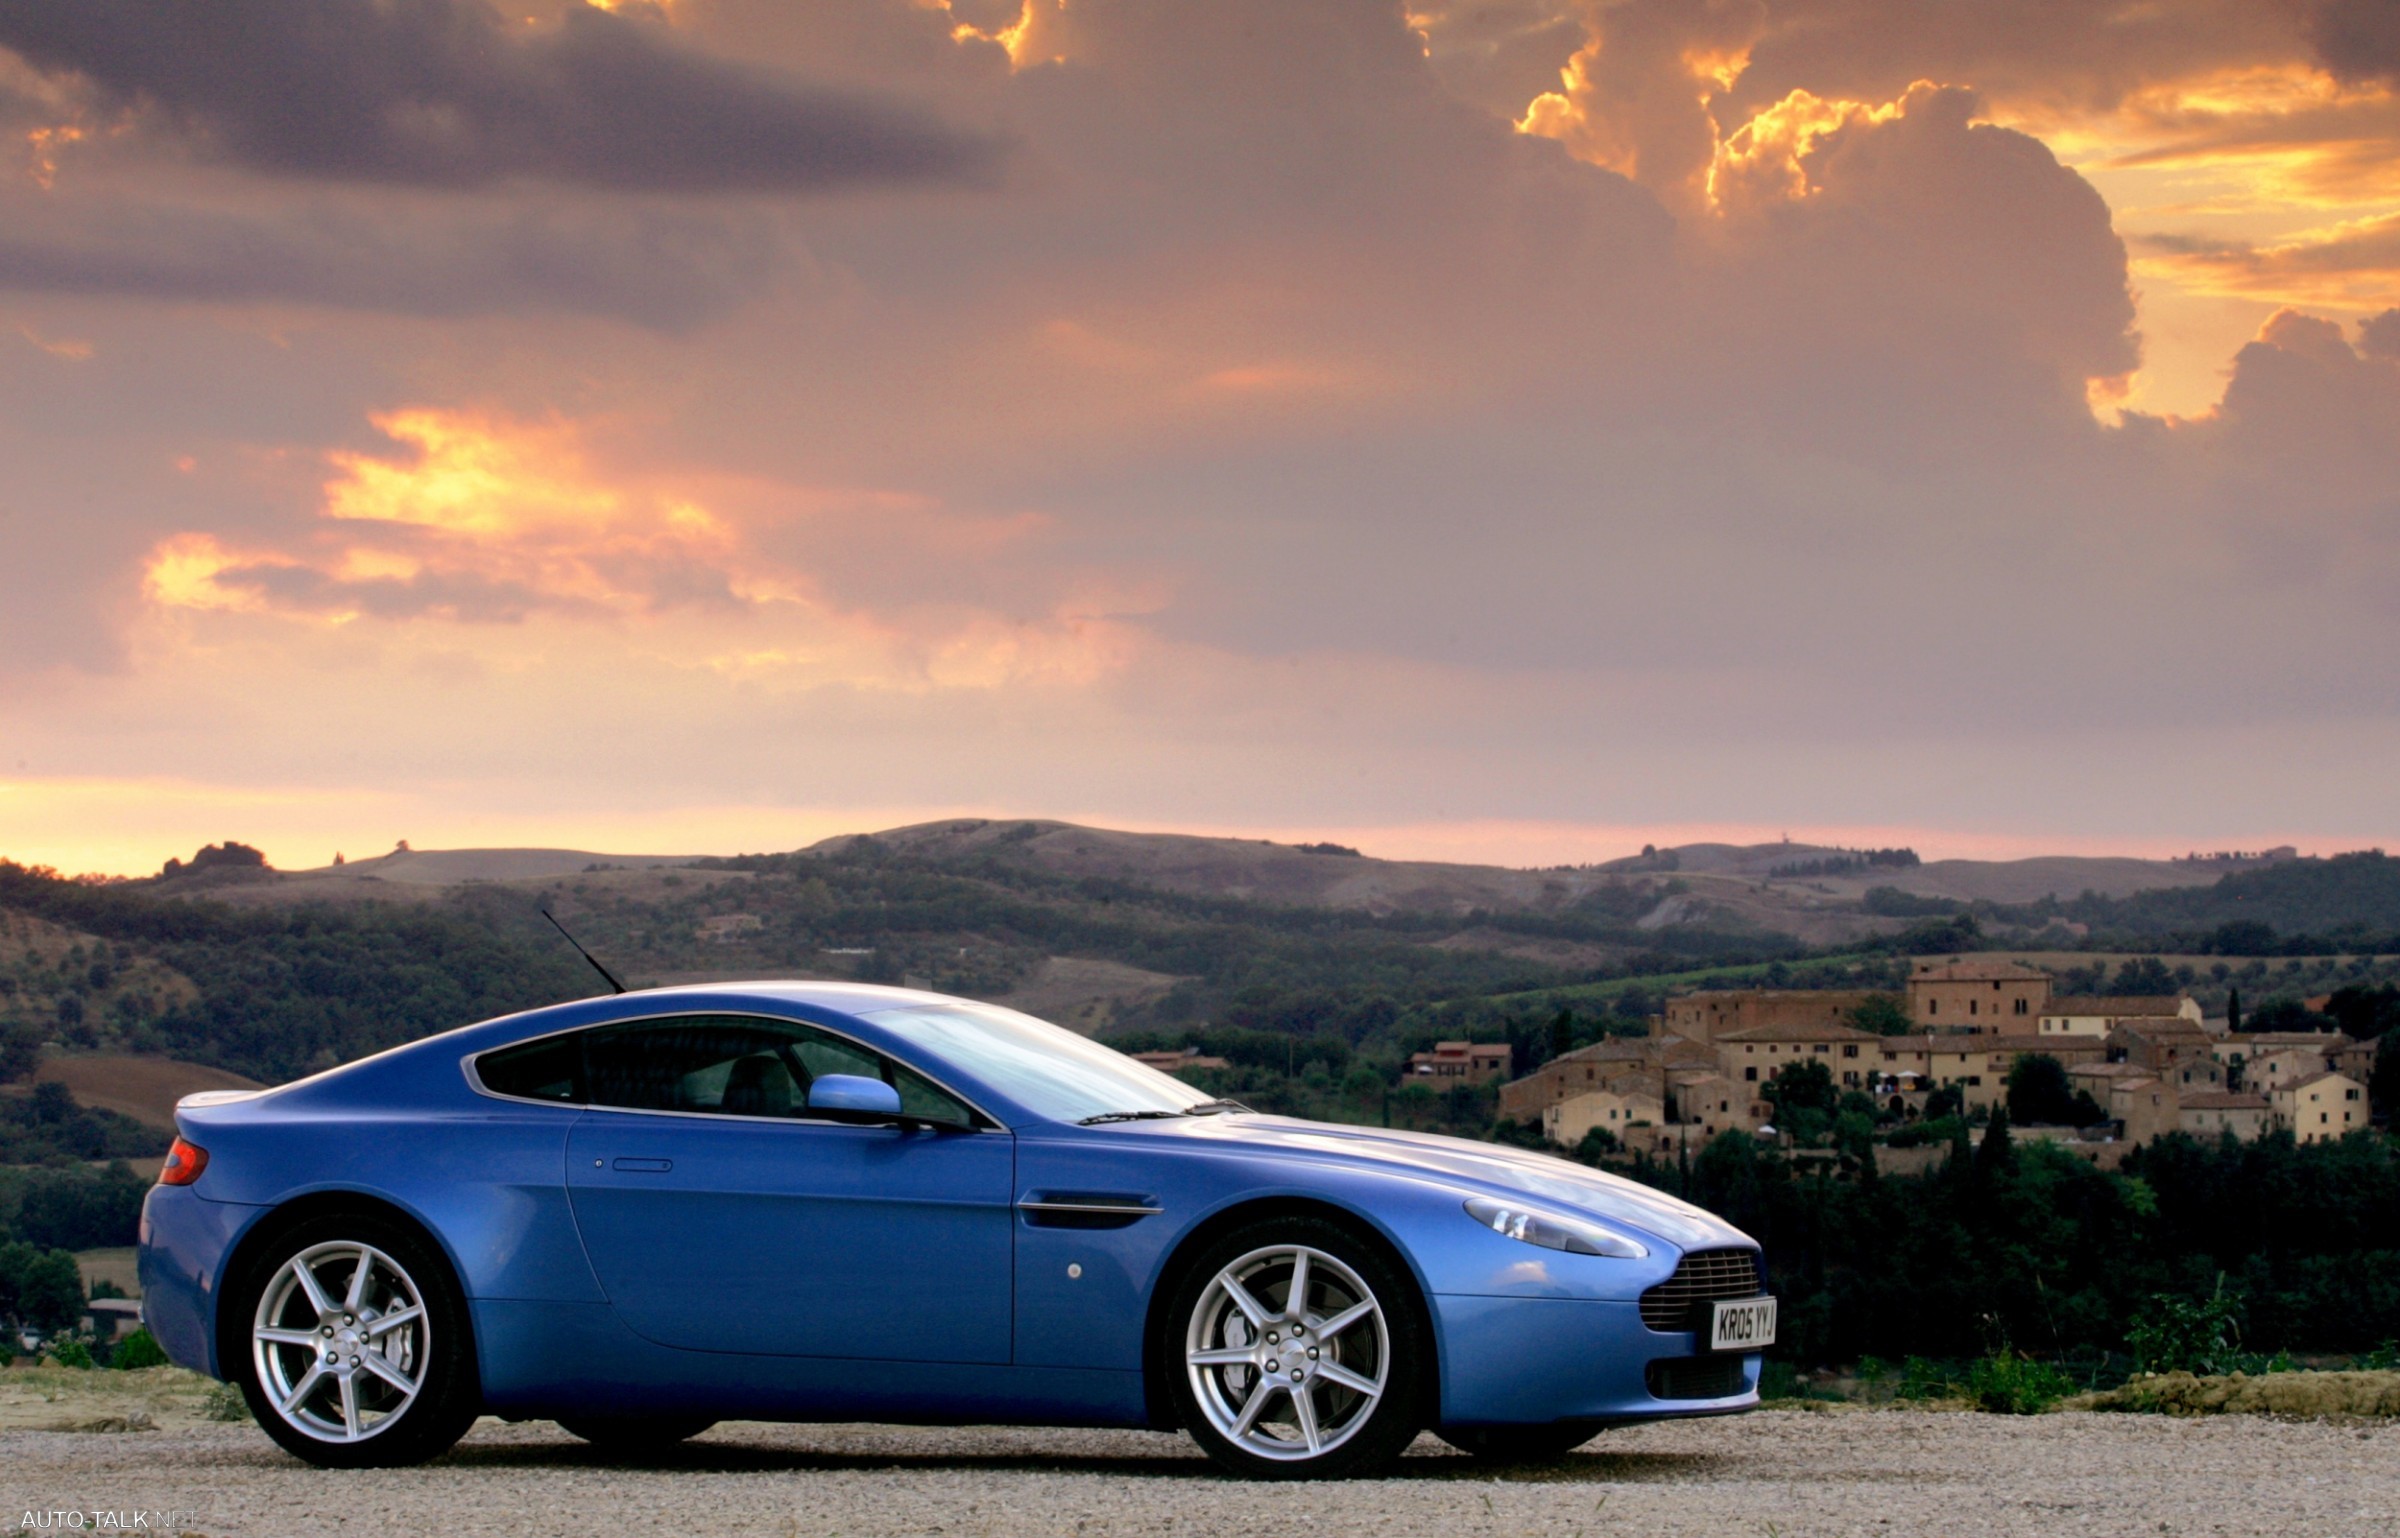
<box><xmin>159</xmin><ymin>1137</ymin><xmax>209</xmax><ymax>1186</ymax></box>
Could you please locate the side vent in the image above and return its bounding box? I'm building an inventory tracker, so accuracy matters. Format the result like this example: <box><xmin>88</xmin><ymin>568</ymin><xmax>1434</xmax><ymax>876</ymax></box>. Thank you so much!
<box><xmin>1016</xmin><ymin>1192</ymin><xmax>1163</xmax><ymax>1230</ymax></box>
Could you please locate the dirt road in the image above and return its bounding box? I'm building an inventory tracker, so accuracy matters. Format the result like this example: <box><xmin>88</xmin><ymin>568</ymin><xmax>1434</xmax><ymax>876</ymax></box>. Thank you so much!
<box><xmin>5</xmin><ymin>1409</ymin><xmax>2396</xmax><ymax>1538</ymax></box>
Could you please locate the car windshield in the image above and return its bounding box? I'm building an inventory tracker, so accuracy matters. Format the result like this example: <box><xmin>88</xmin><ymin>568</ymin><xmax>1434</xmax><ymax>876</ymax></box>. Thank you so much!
<box><xmin>860</xmin><ymin>999</ymin><xmax>1212</xmax><ymax>1124</ymax></box>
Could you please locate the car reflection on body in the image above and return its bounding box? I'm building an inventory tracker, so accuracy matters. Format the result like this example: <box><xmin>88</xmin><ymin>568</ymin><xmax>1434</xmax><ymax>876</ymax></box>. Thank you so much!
<box><xmin>138</xmin><ymin>983</ymin><xmax>1773</xmax><ymax>1477</ymax></box>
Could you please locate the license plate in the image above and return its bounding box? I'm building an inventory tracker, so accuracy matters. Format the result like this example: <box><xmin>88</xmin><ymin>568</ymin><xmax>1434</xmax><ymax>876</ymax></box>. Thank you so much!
<box><xmin>1708</xmin><ymin>1296</ymin><xmax>1776</xmax><ymax>1352</ymax></box>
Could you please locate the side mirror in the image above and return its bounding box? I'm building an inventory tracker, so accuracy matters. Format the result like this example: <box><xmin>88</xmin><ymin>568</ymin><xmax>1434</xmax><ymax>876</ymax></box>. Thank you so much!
<box><xmin>807</xmin><ymin>1074</ymin><xmax>902</xmax><ymax>1119</ymax></box>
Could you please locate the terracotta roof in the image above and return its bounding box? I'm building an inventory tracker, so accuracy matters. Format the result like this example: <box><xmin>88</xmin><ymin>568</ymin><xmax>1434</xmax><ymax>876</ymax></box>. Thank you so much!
<box><xmin>1880</xmin><ymin>1033</ymin><xmax>2085</xmax><ymax>1055</ymax></box>
<box><xmin>1666</xmin><ymin>988</ymin><xmax>1884</xmax><ymax>1006</ymax></box>
<box><xmin>2042</xmin><ymin>996</ymin><xmax>2187</xmax><ymax>1017</ymax></box>
<box><xmin>2277</xmin><ymin>1070</ymin><xmax>2360</xmax><ymax>1095</ymax></box>
<box><xmin>2232</xmin><ymin>1032</ymin><xmax>2349</xmax><ymax>1050</ymax></box>
<box><xmin>1910</xmin><ymin>959</ymin><xmax>2051</xmax><ymax>981</ymax></box>
<box><xmin>2179</xmin><ymin>1092</ymin><xmax>2269</xmax><ymax>1111</ymax></box>
<box><xmin>1549</xmin><ymin>1039</ymin><xmax>1654</xmax><ymax>1066</ymax></box>
<box><xmin>2110</xmin><ymin>1020</ymin><xmax>2211</xmax><ymax>1040</ymax></box>
<box><xmin>1714</xmin><ymin>1020</ymin><xmax>1876</xmax><ymax>1044</ymax></box>
<box><xmin>2070</xmin><ymin>1062</ymin><xmax>2151</xmax><ymax>1079</ymax></box>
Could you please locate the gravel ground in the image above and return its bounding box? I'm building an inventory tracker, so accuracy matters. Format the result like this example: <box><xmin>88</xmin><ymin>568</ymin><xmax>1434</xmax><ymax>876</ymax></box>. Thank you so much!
<box><xmin>5</xmin><ymin>1410</ymin><xmax>2397</xmax><ymax>1538</ymax></box>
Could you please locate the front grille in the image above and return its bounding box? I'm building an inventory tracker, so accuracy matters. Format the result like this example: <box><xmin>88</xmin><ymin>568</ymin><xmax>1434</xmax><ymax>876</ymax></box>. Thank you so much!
<box><xmin>1647</xmin><ymin>1356</ymin><xmax>1749</xmax><ymax>1401</ymax></box>
<box><xmin>1638</xmin><ymin>1248</ymin><xmax>1763</xmax><ymax>1332</ymax></box>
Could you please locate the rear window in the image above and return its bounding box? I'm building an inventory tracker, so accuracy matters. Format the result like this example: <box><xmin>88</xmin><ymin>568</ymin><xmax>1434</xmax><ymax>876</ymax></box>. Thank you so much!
<box><xmin>474</xmin><ymin>1035</ymin><xmax>582</xmax><ymax>1103</ymax></box>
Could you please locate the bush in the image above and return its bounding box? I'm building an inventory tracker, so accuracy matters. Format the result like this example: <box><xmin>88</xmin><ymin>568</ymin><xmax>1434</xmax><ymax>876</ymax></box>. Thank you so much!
<box><xmin>110</xmin><ymin>1327</ymin><xmax>168</xmax><ymax>1371</ymax></box>
<box><xmin>2128</xmin><ymin>1284</ymin><xmax>2246</xmax><ymax>1377</ymax></box>
<box><xmin>12</xmin><ymin>1162</ymin><xmax>150</xmax><ymax>1249</ymax></box>
<box><xmin>49</xmin><ymin>1338</ymin><xmax>94</xmax><ymax>1369</ymax></box>
<box><xmin>0</xmin><ymin>1241</ymin><xmax>87</xmax><ymax>1332</ymax></box>
<box><xmin>1897</xmin><ymin>1356</ymin><xmax>1961</xmax><ymax>1401</ymax></box>
<box><xmin>1966</xmin><ymin>1352</ymin><xmax>2076</xmax><ymax>1414</ymax></box>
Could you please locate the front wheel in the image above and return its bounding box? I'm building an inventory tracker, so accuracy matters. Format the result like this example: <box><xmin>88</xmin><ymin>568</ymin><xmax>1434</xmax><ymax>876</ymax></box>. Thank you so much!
<box><xmin>1165</xmin><ymin>1216</ymin><xmax>1428</xmax><ymax>1479</ymax></box>
<box><xmin>235</xmin><ymin>1211</ymin><xmax>480</xmax><ymax>1468</ymax></box>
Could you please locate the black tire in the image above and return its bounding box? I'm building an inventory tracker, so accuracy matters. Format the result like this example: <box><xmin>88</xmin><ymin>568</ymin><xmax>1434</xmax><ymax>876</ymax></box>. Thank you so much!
<box><xmin>232</xmin><ymin>1210</ymin><xmax>480</xmax><ymax>1469</ymax></box>
<box><xmin>557</xmin><ymin>1416</ymin><xmax>716</xmax><ymax>1452</ymax></box>
<box><xmin>1163</xmin><ymin>1215</ymin><xmax>1429</xmax><ymax>1480</ymax></box>
<box><xmin>1436</xmin><ymin>1422</ymin><xmax>1604</xmax><ymax>1463</ymax></box>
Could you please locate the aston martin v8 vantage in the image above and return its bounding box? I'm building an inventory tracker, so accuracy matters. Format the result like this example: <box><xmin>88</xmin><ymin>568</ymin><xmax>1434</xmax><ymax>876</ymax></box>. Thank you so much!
<box><xmin>139</xmin><ymin>984</ymin><xmax>1773</xmax><ymax>1477</ymax></box>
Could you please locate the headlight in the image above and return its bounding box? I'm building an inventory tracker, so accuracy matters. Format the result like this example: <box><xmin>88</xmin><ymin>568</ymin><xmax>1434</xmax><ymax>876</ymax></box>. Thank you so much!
<box><xmin>1464</xmin><ymin>1197</ymin><xmax>1648</xmax><ymax>1259</ymax></box>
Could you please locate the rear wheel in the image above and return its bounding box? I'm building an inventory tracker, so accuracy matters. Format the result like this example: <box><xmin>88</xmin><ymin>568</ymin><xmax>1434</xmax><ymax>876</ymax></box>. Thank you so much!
<box><xmin>1166</xmin><ymin>1216</ymin><xmax>1428</xmax><ymax>1479</ymax></box>
<box><xmin>235</xmin><ymin>1211</ymin><xmax>479</xmax><ymax>1468</ymax></box>
<box><xmin>1437</xmin><ymin>1422</ymin><xmax>1604</xmax><ymax>1463</ymax></box>
<box><xmin>557</xmin><ymin>1416</ymin><xmax>716</xmax><ymax>1452</ymax></box>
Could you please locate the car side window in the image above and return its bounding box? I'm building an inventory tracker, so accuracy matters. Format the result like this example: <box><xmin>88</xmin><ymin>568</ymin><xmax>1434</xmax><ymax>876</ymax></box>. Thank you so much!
<box><xmin>892</xmin><ymin>1063</ymin><xmax>975</xmax><ymax>1127</ymax></box>
<box><xmin>573</xmin><ymin>1015</ymin><xmax>979</xmax><ymax>1127</ymax></box>
<box><xmin>792</xmin><ymin>1034</ymin><xmax>883</xmax><ymax>1084</ymax></box>
<box><xmin>474</xmin><ymin>1034</ymin><xmax>581</xmax><ymax>1102</ymax></box>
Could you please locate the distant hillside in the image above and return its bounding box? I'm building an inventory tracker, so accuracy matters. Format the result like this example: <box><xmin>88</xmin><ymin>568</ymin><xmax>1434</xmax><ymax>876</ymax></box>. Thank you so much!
<box><xmin>807</xmin><ymin>820</ymin><xmax>1613</xmax><ymax>916</ymax></box>
<box><xmin>2065</xmin><ymin>851</ymin><xmax>2400</xmax><ymax>942</ymax></box>
<box><xmin>6</xmin><ymin>825</ymin><xmax>2393</xmax><ymax>1093</ymax></box>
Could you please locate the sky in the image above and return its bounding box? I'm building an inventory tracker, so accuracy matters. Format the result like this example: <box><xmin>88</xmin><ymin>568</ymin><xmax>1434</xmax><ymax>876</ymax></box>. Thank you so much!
<box><xmin>0</xmin><ymin>0</ymin><xmax>2396</xmax><ymax>876</ymax></box>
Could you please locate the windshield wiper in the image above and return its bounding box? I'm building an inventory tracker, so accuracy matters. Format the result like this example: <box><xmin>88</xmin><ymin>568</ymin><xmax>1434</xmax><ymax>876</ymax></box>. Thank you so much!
<box><xmin>1078</xmin><ymin>1099</ymin><xmax>1252</xmax><ymax>1126</ymax></box>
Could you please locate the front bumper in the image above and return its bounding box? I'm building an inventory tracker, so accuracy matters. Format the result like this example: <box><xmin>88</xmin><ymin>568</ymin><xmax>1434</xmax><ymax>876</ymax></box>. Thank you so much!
<box><xmin>137</xmin><ymin>1185</ymin><xmax>263</xmax><ymax>1380</ymax></box>
<box><xmin>1431</xmin><ymin>1293</ymin><xmax>1760</xmax><ymax>1427</ymax></box>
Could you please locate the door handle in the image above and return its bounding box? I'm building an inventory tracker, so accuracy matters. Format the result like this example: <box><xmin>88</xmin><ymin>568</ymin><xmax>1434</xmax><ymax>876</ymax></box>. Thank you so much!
<box><xmin>610</xmin><ymin>1157</ymin><xmax>673</xmax><ymax>1172</ymax></box>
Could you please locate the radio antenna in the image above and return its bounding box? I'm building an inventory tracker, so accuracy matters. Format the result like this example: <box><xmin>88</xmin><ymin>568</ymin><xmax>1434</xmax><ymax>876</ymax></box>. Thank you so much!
<box><xmin>540</xmin><ymin>908</ymin><xmax>627</xmax><ymax>995</ymax></box>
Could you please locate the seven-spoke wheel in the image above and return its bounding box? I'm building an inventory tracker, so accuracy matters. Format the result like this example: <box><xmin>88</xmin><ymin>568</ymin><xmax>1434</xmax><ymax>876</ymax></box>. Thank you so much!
<box><xmin>1168</xmin><ymin>1218</ymin><xmax>1425</xmax><ymax>1478</ymax></box>
<box><xmin>236</xmin><ymin>1213</ymin><xmax>477</xmax><ymax>1467</ymax></box>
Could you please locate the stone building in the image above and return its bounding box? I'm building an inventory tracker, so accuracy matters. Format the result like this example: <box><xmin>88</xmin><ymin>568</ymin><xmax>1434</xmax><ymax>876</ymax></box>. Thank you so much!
<box><xmin>2036</xmin><ymin>995</ymin><xmax>2201</xmax><ymax>1038</ymax></box>
<box><xmin>1402</xmin><ymin>1041</ymin><xmax>1512</xmax><ymax>1085</ymax></box>
<box><xmin>2274</xmin><ymin>1071</ymin><xmax>2368</xmax><ymax>1144</ymax></box>
<box><xmin>1906</xmin><ymin>958</ymin><xmax>2053</xmax><ymax>1032</ymax></box>
<box><xmin>2178</xmin><ymin>1091</ymin><xmax>2271</xmax><ymax>1141</ymax></box>
<box><xmin>1714</xmin><ymin>1019</ymin><xmax>1881</xmax><ymax>1090</ymax></box>
<box><xmin>1660</xmin><ymin>989</ymin><xmax>1887</xmax><ymax>1044</ymax></box>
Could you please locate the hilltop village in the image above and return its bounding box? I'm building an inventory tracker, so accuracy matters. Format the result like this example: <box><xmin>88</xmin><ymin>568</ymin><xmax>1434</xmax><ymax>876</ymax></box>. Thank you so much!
<box><xmin>1379</xmin><ymin>960</ymin><xmax>2374</xmax><ymax>1169</ymax></box>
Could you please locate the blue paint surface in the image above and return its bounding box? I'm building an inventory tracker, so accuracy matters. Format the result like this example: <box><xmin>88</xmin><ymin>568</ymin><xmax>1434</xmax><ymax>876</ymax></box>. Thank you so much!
<box><xmin>139</xmin><ymin>982</ymin><xmax>1766</xmax><ymax>1432</ymax></box>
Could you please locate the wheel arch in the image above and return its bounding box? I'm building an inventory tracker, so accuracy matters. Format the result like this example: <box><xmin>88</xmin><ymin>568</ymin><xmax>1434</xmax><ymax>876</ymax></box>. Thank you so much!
<box><xmin>213</xmin><ymin>1189</ymin><xmax>480</xmax><ymax>1396</ymax></box>
<box><xmin>1138</xmin><ymin>1194</ymin><xmax>1439</xmax><ymax>1433</ymax></box>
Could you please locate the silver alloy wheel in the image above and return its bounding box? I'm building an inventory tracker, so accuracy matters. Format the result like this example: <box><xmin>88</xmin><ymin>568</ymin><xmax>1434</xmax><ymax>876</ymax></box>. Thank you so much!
<box><xmin>251</xmin><ymin>1240</ymin><xmax>430</xmax><ymax>1444</ymax></box>
<box><xmin>1184</xmin><ymin>1242</ymin><xmax>1389</xmax><ymax>1462</ymax></box>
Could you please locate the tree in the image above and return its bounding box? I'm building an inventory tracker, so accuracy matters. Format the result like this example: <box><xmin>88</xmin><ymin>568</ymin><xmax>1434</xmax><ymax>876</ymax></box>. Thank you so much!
<box><xmin>2227</xmin><ymin>986</ymin><xmax>2242</xmax><ymax>1034</ymax></box>
<box><xmin>2006</xmin><ymin>1053</ymin><xmax>2080</xmax><ymax>1126</ymax></box>
<box><xmin>2246</xmin><ymin>997</ymin><xmax>2334</xmax><ymax>1034</ymax></box>
<box><xmin>0</xmin><ymin>1022</ymin><xmax>40</xmax><ymax>1084</ymax></box>
<box><xmin>1548</xmin><ymin>1007</ymin><xmax>1574</xmax><ymax>1063</ymax></box>
<box><xmin>0</xmin><ymin>1244</ymin><xmax>85</xmax><ymax>1332</ymax></box>
<box><xmin>1973</xmin><ymin>1105</ymin><xmax>2015</xmax><ymax>1178</ymax></box>
<box><xmin>2114</xmin><ymin>956</ymin><xmax>2177</xmax><ymax>995</ymax></box>
<box><xmin>1762</xmin><ymin>1058</ymin><xmax>1837</xmax><ymax>1117</ymax></box>
<box><xmin>2373</xmin><ymin>1031</ymin><xmax>2400</xmax><ymax>1123</ymax></box>
<box><xmin>2324</xmin><ymin>984</ymin><xmax>2400</xmax><ymax>1042</ymax></box>
<box><xmin>1846</xmin><ymin>995</ymin><xmax>1912</xmax><ymax>1036</ymax></box>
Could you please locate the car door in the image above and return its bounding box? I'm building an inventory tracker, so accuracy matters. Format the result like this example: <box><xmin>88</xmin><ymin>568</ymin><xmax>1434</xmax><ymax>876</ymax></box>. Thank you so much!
<box><xmin>562</xmin><ymin>1014</ymin><xmax>1014</xmax><ymax>1364</ymax></box>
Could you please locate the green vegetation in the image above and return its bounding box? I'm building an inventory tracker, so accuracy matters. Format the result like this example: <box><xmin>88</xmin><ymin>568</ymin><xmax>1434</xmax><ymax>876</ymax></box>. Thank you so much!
<box><xmin>0</xmin><ymin>861</ymin><xmax>593</xmax><ymax>1080</ymax></box>
<box><xmin>109</xmin><ymin>1326</ymin><xmax>169</xmax><ymax>1371</ymax></box>
<box><xmin>0</xmin><ymin>1081</ymin><xmax>168</xmax><ymax>1162</ymax></box>
<box><xmin>0</xmin><ymin>1161</ymin><xmax>151</xmax><ymax>1250</ymax></box>
<box><xmin>0</xmin><ymin>1239</ymin><xmax>85</xmax><ymax>1332</ymax></box>
<box><xmin>1638</xmin><ymin>1124</ymin><xmax>2400</xmax><ymax>1369</ymax></box>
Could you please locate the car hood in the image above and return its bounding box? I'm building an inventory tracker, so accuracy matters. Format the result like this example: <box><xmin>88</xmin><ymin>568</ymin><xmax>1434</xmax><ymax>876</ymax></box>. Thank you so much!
<box><xmin>1147</xmin><ymin>1114</ymin><xmax>1755</xmax><ymax>1253</ymax></box>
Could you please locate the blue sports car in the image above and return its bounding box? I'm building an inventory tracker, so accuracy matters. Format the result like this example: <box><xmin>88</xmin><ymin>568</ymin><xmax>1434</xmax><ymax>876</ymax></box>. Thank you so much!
<box><xmin>139</xmin><ymin>983</ymin><xmax>1774</xmax><ymax>1477</ymax></box>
